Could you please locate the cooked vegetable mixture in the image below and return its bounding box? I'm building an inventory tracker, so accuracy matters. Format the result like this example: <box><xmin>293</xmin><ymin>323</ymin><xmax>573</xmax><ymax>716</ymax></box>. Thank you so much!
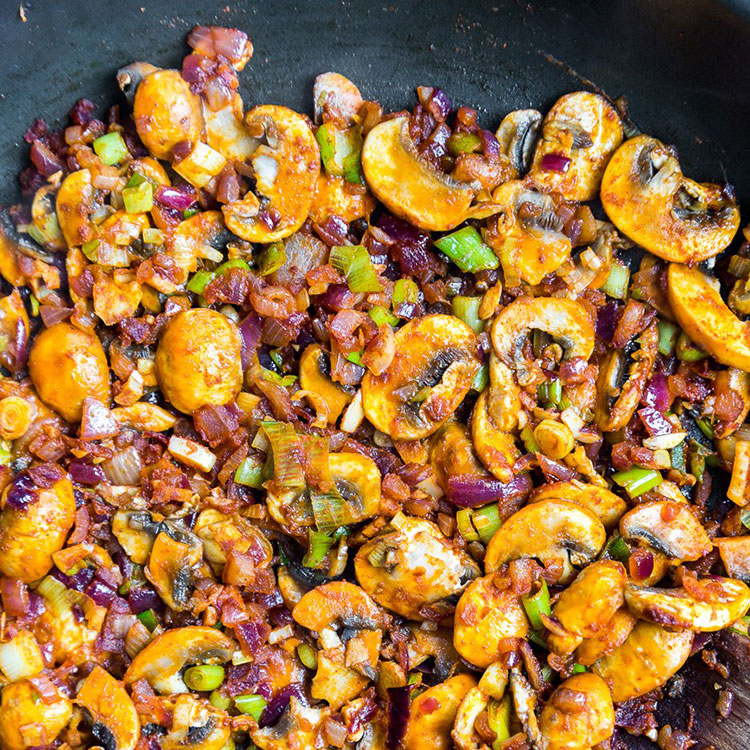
<box><xmin>2</xmin><ymin>23</ymin><xmax>750</xmax><ymax>750</ymax></box>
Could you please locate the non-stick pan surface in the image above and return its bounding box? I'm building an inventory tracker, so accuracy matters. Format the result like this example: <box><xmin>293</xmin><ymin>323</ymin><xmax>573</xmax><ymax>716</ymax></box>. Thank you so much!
<box><xmin>2</xmin><ymin>0</ymin><xmax>750</xmax><ymax>746</ymax></box>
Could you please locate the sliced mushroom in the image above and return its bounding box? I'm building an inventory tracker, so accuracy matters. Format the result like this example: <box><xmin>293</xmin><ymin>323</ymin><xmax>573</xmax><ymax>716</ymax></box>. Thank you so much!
<box><xmin>116</xmin><ymin>61</ymin><xmax>159</xmax><ymax>104</ymax></box>
<box><xmin>486</xmin><ymin>352</ymin><xmax>522</xmax><ymax>433</ymax></box>
<box><xmin>496</xmin><ymin>108</ymin><xmax>542</xmax><ymax>175</ymax></box>
<box><xmin>313</xmin><ymin>72</ymin><xmax>363</xmax><ymax>124</ymax></box>
<box><xmin>0</xmin><ymin>679</ymin><xmax>72</xmax><ymax>750</ymax></box>
<box><xmin>362</xmin><ymin>314</ymin><xmax>480</xmax><ymax>440</ymax></box>
<box><xmin>485</xmin><ymin>180</ymin><xmax>572</xmax><ymax>285</ymax></box>
<box><xmin>592</xmin><ymin>620</ymin><xmax>693</xmax><ymax>702</ymax></box>
<box><xmin>355</xmin><ymin>513</ymin><xmax>480</xmax><ymax>620</ymax></box>
<box><xmin>510</xmin><ymin>668</ymin><xmax>541</xmax><ymax>748</ymax></box>
<box><xmin>619</xmin><ymin>500</ymin><xmax>712</xmax><ymax>562</ymax></box>
<box><xmin>529</xmin><ymin>480</ymin><xmax>627</xmax><ymax>529</ymax></box>
<box><xmin>267</xmin><ymin>450</ymin><xmax>382</xmax><ymax>533</ymax></box>
<box><xmin>222</xmin><ymin>105</ymin><xmax>320</xmax><ymax>242</ymax></box>
<box><xmin>194</xmin><ymin>509</ymin><xmax>273</xmax><ymax>568</ymax></box>
<box><xmin>292</xmin><ymin>581</ymin><xmax>389</xmax><ymax>632</ymax></box>
<box><xmin>430</xmin><ymin>419</ymin><xmax>491</xmax><ymax>493</ymax></box>
<box><xmin>714</xmin><ymin>369</ymin><xmax>750</xmax><ymax>438</ymax></box>
<box><xmin>77</xmin><ymin>666</ymin><xmax>139</xmax><ymax>750</ymax></box>
<box><xmin>624</xmin><ymin>577</ymin><xmax>750</xmax><ymax>632</ymax></box>
<box><xmin>55</xmin><ymin>169</ymin><xmax>97</xmax><ymax>248</ymax></box>
<box><xmin>453</xmin><ymin>663</ymin><xmax>510</xmax><ymax>750</ymax></box>
<box><xmin>361</xmin><ymin>116</ymin><xmax>473</xmax><ymax>231</ymax></box>
<box><xmin>454</xmin><ymin>573</ymin><xmax>529</xmax><ymax>668</ymax></box>
<box><xmin>575</xmin><ymin>607</ymin><xmax>637</xmax><ymax>667</ymax></box>
<box><xmin>484</xmin><ymin>499</ymin><xmax>606</xmax><ymax>584</ymax></box>
<box><xmin>299</xmin><ymin>343</ymin><xmax>354</xmax><ymax>423</ymax></box>
<box><xmin>667</xmin><ymin>262</ymin><xmax>750</xmax><ymax>370</ymax></box>
<box><xmin>145</xmin><ymin>528</ymin><xmax>204</xmax><ymax>611</ymax></box>
<box><xmin>601</xmin><ymin>135</ymin><xmax>740</xmax><ymax>263</ymax></box>
<box><xmin>0</xmin><ymin>289</ymin><xmax>30</xmax><ymax>374</ymax></box>
<box><xmin>124</xmin><ymin>626</ymin><xmax>234</xmax><ymax>694</ymax></box>
<box><xmin>404</xmin><ymin>674</ymin><xmax>477</xmax><ymax>750</ymax></box>
<box><xmin>112</xmin><ymin>510</ymin><xmax>165</xmax><ymax>565</ymax></box>
<box><xmin>0</xmin><ymin>470</ymin><xmax>76</xmax><ymax>583</ymax></box>
<box><xmin>549</xmin><ymin>561</ymin><xmax>626</xmax><ymax>656</ymax></box>
<box><xmin>595</xmin><ymin>322</ymin><xmax>659</xmax><ymax>432</ymax></box>
<box><xmin>531</xmin><ymin>91</ymin><xmax>624</xmax><ymax>201</ymax></box>
<box><xmin>539</xmin><ymin>673</ymin><xmax>615</xmax><ymax>750</ymax></box>
<box><xmin>715</xmin><ymin>537</ymin><xmax>750</xmax><ymax>582</ymax></box>
<box><xmin>252</xmin><ymin>697</ymin><xmax>329</xmax><ymax>750</ymax></box>
<box><xmin>160</xmin><ymin>694</ymin><xmax>230</xmax><ymax>750</ymax></box>
<box><xmin>133</xmin><ymin>68</ymin><xmax>204</xmax><ymax>160</ymax></box>
<box><xmin>309</xmin><ymin>170</ymin><xmax>376</xmax><ymax>224</ymax></box>
<box><xmin>470</xmin><ymin>390</ymin><xmax>521</xmax><ymax>483</ymax></box>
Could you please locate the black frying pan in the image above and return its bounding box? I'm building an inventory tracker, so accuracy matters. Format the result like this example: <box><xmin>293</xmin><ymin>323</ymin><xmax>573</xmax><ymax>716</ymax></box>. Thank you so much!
<box><xmin>2</xmin><ymin>0</ymin><xmax>750</xmax><ymax>746</ymax></box>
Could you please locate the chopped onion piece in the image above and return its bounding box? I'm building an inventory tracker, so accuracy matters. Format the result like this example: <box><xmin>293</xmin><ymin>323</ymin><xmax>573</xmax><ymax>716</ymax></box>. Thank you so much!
<box><xmin>100</xmin><ymin>445</ymin><xmax>143</xmax><ymax>485</ymax></box>
<box><xmin>168</xmin><ymin>435</ymin><xmax>217</xmax><ymax>473</ymax></box>
<box><xmin>0</xmin><ymin>631</ymin><xmax>44</xmax><ymax>681</ymax></box>
<box><xmin>643</xmin><ymin>432</ymin><xmax>686</xmax><ymax>450</ymax></box>
<box><xmin>340</xmin><ymin>391</ymin><xmax>364</xmax><ymax>433</ymax></box>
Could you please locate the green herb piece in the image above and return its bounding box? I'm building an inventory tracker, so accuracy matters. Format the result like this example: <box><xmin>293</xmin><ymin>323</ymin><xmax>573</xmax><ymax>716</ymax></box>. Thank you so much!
<box><xmin>695</xmin><ymin>416</ymin><xmax>714</xmax><ymax>440</ymax></box>
<box><xmin>137</xmin><ymin>609</ymin><xmax>158</xmax><ymax>632</ymax></box>
<box><xmin>434</xmin><ymin>226</ymin><xmax>499</xmax><ymax>273</ymax></box>
<box><xmin>184</xmin><ymin>664</ymin><xmax>225</xmax><ymax>692</ymax></box>
<box><xmin>451</xmin><ymin>296</ymin><xmax>483</xmax><ymax>333</ymax></box>
<box><xmin>258</xmin><ymin>242</ymin><xmax>286</xmax><ymax>276</ymax></box>
<box><xmin>522</xmin><ymin>579</ymin><xmax>551</xmax><ymax>631</ymax></box>
<box><xmin>571</xmin><ymin>663</ymin><xmax>587</xmax><ymax>674</ymax></box>
<box><xmin>611</xmin><ymin>466</ymin><xmax>662</xmax><ymax>498</ymax></box>
<box><xmin>122</xmin><ymin>180</ymin><xmax>154</xmax><ymax>214</ymax></box>
<box><xmin>125</xmin><ymin>172</ymin><xmax>147</xmax><ymax>189</ymax></box>
<box><xmin>93</xmin><ymin>131</ymin><xmax>129</xmax><ymax>165</ymax></box>
<box><xmin>235</xmin><ymin>693</ymin><xmax>268</xmax><ymax>721</ymax></box>
<box><xmin>606</xmin><ymin>536</ymin><xmax>631</xmax><ymax>563</ymax></box>
<box><xmin>183</xmin><ymin>207</ymin><xmax>200</xmax><ymax>219</ymax></box>
<box><xmin>330</xmin><ymin>245</ymin><xmax>383</xmax><ymax>293</ymax></box>
<box><xmin>600</xmin><ymin>261</ymin><xmax>630</xmax><ymax>299</ymax></box>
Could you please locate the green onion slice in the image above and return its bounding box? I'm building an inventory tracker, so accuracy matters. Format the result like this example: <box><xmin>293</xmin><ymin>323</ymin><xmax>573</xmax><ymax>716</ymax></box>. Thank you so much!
<box><xmin>262</xmin><ymin>421</ymin><xmax>305</xmax><ymax>489</ymax></box>
<box><xmin>611</xmin><ymin>466</ymin><xmax>662</xmax><ymax>498</ymax></box>
<box><xmin>303</xmin><ymin>530</ymin><xmax>335</xmax><ymax>568</ymax></box>
<box><xmin>258</xmin><ymin>242</ymin><xmax>286</xmax><ymax>276</ymax></box>
<box><xmin>657</xmin><ymin>320</ymin><xmax>679</xmax><ymax>356</ymax></box>
<box><xmin>451</xmin><ymin>296</ymin><xmax>483</xmax><ymax>333</ymax></box>
<box><xmin>522</xmin><ymin>579</ymin><xmax>551</xmax><ymax>631</ymax></box>
<box><xmin>472</xmin><ymin>503</ymin><xmax>501</xmax><ymax>544</ymax></box>
<box><xmin>330</xmin><ymin>245</ymin><xmax>383</xmax><ymax>293</ymax></box>
<box><xmin>487</xmin><ymin>694</ymin><xmax>512</xmax><ymax>747</ymax></box>
<box><xmin>234</xmin><ymin>457</ymin><xmax>265</xmax><ymax>489</ymax></box>
<box><xmin>434</xmin><ymin>226</ymin><xmax>499</xmax><ymax>273</ymax></box>
<box><xmin>600</xmin><ymin>261</ymin><xmax>630</xmax><ymax>300</ymax></box>
<box><xmin>137</xmin><ymin>608</ymin><xmax>158</xmax><ymax>632</ymax></box>
<box><xmin>235</xmin><ymin>693</ymin><xmax>268</xmax><ymax>721</ymax></box>
<box><xmin>122</xmin><ymin>180</ymin><xmax>154</xmax><ymax>215</ymax></box>
<box><xmin>368</xmin><ymin>305</ymin><xmax>399</xmax><ymax>328</ymax></box>
<box><xmin>296</xmin><ymin>642</ymin><xmax>318</xmax><ymax>669</ymax></box>
<box><xmin>93</xmin><ymin>131</ymin><xmax>129</xmax><ymax>166</ymax></box>
<box><xmin>183</xmin><ymin>664</ymin><xmax>225</xmax><ymax>692</ymax></box>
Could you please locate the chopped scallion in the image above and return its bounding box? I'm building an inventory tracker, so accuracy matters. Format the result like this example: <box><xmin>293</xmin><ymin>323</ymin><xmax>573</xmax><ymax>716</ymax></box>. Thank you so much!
<box><xmin>611</xmin><ymin>466</ymin><xmax>662</xmax><ymax>498</ymax></box>
<box><xmin>446</xmin><ymin>132</ymin><xmax>482</xmax><ymax>157</ymax></box>
<box><xmin>676</xmin><ymin>332</ymin><xmax>707</xmax><ymax>362</ymax></box>
<box><xmin>471</xmin><ymin>364</ymin><xmax>488</xmax><ymax>392</ymax></box>
<box><xmin>316</xmin><ymin>124</ymin><xmax>364</xmax><ymax>183</ymax></box>
<box><xmin>487</xmin><ymin>695</ymin><xmax>512</xmax><ymax>747</ymax></box>
<box><xmin>434</xmin><ymin>226</ymin><xmax>499</xmax><ymax>273</ymax></box>
<box><xmin>471</xmin><ymin>503</ymin><xmax>501</xmax><ymax>544</ymax></box>
<box><xmin>187</xmin><ymin>269</ymin><xmax>216</xmax><ymax>295</ymax></box>
<box><xmin>93</xmin><ymin>131</ymin><xmax>129</xmax><ymax>166</ymax></box>
<box><xmin>392</xmin><ymin>278</ymin><xmax>420</xmax><ymax>305</ymax></box>
<box><xmin>520</xmin><ymin>424</ymin><xmax>541</xmax><ymax>454</ymax></box>
<box><xmin>368</xmin><ymin>305</ymin><xmax>399</xmax><ymax>328</ymax></box>
<box><xmin>234</xmin><ymin>457</ymin><xmax>265</xmax><ymax>489</ymax></box>
<box><xmin>209</xmin><ymin>690</ymin><xmax>232</xmax><ymax>710</ymax></box>
<box><xmin>606</xmin><ymin>536</ymin><xmax>631</xmax><ymax>564</ymax></box>
<box><xmin>184</xmin><ymin>664</ymin><xmax>225</xmax><ymax>691</ymax></box>
<box><xmin>600</xmin><ymin>261</ymin><xmax>630</xmax><ymax>299</ymax></box>
<box><xmin>262</xmin><ymin>420</ymin><xmax>305</xmax><ymax>488</ymax></box>
<box><xmin>571</xmin><ymin>663</ymin><xmax>587</xmax><ymax>674</ymax></box>
<box><xmin>522</xmin><ymin>579</ymin><xmax>551</xmax><ymax>631</ymax></box>
<box><xmin>695</xmin><ymin>416</ymin><xmax>714</xmax><ymax>439</ymax></box>
<box><xmin>657</xmin><ymin>320</ymin><xmax>680</xmax><ymax>356</ymax></box>
<box><xmin>456</xmin><ymin>508</ymin><xmax>480</xmax><ymax>542</ymax></box>
<box><xmin>234</xmin><ymin>693</ymin><xmax>267</xmax><ymax>721</ymax></box>
<box><xmin>330</xmin><ymin>245</ymin><xmax>383</xmax><ymax>293</ymax></box>
<box><xmin>137</xmin><ymin>609</ymin><xmax>158</xmax><ymax>632</ymax></box>
<box><xmin>451</xmin><ymin>295</ymin><xmax>483</xmax><ymax>333</ymax></box>
<box><xmin>296</xmin><ymin>642</ymin><xmax>318</xmax><ymax>669</ymax></box>
<box><xmin>303</xmin><ymin>530</ymin><xmax>335</xmax><ymax>568</ymax></box>
<box><xmin>122</xmin><ymin>180</ymin><xmax>154</xmax><ymax>214</ymax></box>
<box><xmin>258</xmin><ymin>242</ymin><xmax>286</xmax><ymax>276</ymax></box>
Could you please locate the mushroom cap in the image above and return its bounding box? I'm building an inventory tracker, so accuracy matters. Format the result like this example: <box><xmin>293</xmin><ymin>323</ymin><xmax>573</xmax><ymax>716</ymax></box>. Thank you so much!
<box><xmin>28</xmin><ymin>322</ymin><xmax>110</xmax><ymax>423</ymax></box>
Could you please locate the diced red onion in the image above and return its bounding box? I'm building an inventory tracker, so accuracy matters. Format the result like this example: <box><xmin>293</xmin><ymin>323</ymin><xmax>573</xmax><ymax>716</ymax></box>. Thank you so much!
<box><xmin>68</xmin><ymin>462</ymin><xmax>106</xmax><ymax>486</ymax></box>
<box><xmin>595</xmin><ymin>301</ymin><xmax>622</xmax><ymax>343</ymax></box>
<box><xmin>85</xmin><ymin>579</ymin><xmax>118</xmax><ymax>606</ymax></box>
<box><xmin>235</xmin><ymin>620</ymin><xmax>269</xmax><ymax>655</ymax></box>
<box><xmin>188</xmin><ymin>25</ymin><xmax>250</xmax><ymax>66</ymax></box>
<box><xmin>154</xmin><ymin>185</ymin><xmax>197</xmax><ymax>211</ymax></box>
<box><xmin>128</xmin><ymin>586</ymin><xmax>162</xmax><ymax>614</ymax></box>
<box><xmin>51</xmin><ymin>565</ymin><xmax>94</xmax><ymax>592</ymax></box>
<box><xmin>536</xmin><ymin>453</ymin><xmax>577</xmax><ymax>482</ymax></box>
<box><xmin>540</xmin><ymin>153</ymin><xmax>571</xmax><ymax>173</ymax></box>
<box><xmin>39</xmin><ymin>305</ymin><xmax>73</xmax><ymax>328</ymax></box>
<box><xmin>4</xmin><ymin>472</ymin><xmax>39</xmax><ymax>510</ymax></box>
<box><xmin>30</xmin><ymin>140</ymin><xmax>65</xmax><ymax>177</ymax></box>
<box><xmin>28</xmin><ymin>674</ymin><xmax>61</xmax><ymax>704</ymax></box>
<box><xmin>0</xmin><ymin>578</ymin><xmax>29</xmax><ymax>617</ymax></box>
<box><xmin>386</xmin><ymin>685</ymin><xmax>412</xmax><ymax>750</ymax></box>
<box><xmin>238</xmin><ymin>314</ymin><xmax>263</xmax><ymax>368</ymax></box>
<box><xmin>259</xmin><ymin>684</ymin><xmax>308</xmax><ymax>728</ymax></box>
<box><xmin>638</xmin><ymin>406</ymin><xmax>673</xmax><ymax>437</ymax></box>
<box><xmin>193</xmin><ymin>404</ymin><xmax>240</xmax><ymax>448</ymax></box>
<box><xmin>446</xmin><ymin>473</ymin><xmax>532</xmax><ymax>508</ymax></box>
<box><xmin>633</xmin><ymin>550</ymin><xmax>654</xmax><ymax>580</ymax></box>
<box><xmin>642</xmin><ymin>371</ymin><xmax>670</xmax><ymax>413</ymax></box>
<box><xmin>318</xmin><ymin>284</ymin><xmax>357</xmax><ymax>312</ymax></box>
<box><xmin>313</xmin><ymin>215</ymin><xmax>349</xmax><ymax>246</ymax></box>
<box><xmin>478</xmin><ymin>129</ymin><xmax>501</xmax><ymax>161</ymax></box>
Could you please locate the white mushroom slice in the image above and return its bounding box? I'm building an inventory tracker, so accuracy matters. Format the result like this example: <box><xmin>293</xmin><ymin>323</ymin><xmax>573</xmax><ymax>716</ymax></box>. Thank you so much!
<box><xmin>624</xmin><ymin>577</ymin><xmax>750</xmax><ymax>632</ymax></box>
<box><xmin>619</xmin><ymin>501</ymin><xmax>712</xmax><ymax>562</ymax></box>
<box><xmin>361</xmin><ymin>116</ymin><xmax>473</xmax><ymax>231</ymax></box>
<box><xmin>313</xmin><ymin>72</ymin><xmax>363</xmax><ymax>124</ymax></box>
<box><xmin>496</xmin><ymin>109</ymin><xmax>542</xmax><ymax>175</ymax></box>
<box><xmin>484</xmin><ymin>499</ymin><xmax>606</xmax><ymax>584</ymax></box>
<box><xmin>601</xmin><ymin>134</ymin><xmax>740</xmax><ymax>263</ymax></box>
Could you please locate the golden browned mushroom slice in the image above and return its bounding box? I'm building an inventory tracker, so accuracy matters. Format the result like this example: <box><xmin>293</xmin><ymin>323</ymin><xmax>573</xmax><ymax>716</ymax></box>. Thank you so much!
<box><xmin>145</xmin><ymin>528</ymin><xmax>205</xmax><ymax>611</ymax></box>
<box><xmin>362</xmin><ymin>314</ymin><xmax>480</xmax><ymax>441</ymax></box>
<box><xmin>430</xmin><ymin>420</ymin><xmax>490</xmax><ymax>492</ymax></box>
<box><xmin>222</xmin><ymin>105</ymin><xmax>320</xmax><ymax>242</ymax></box>
<box><xmin>539</xmin><ymin>673</ymin><xmax>615</xmax><ymax>750</ymax></box>
<box><xmin>619</xmin><ymin>500</ymin><xmax>712</xmax><ymax>562</ymax></box>
<box><xmin>403</xmin><ymin>674</ymin><xmax>477</xmax><ymax>750</ymax></box>
<box><xmin>299</xmin><ymin>343</ymin><xmax>354</xmax><ymax>423</ymax></box>
<box><xmin>496</xmin><ymin>108</ymin><xmax>542</xmax><ymax>175</ymax></box>
<box><xmin>194</xmin><ymin>509</ymin><xmax>273</xmax><ymax>569</ymax></box>
<box><xmin>160</xmin><ymin>694</ymin><xmax>231</xmax><ymax>750</ymax></box>
<box><xmin>361</xmin><ymin>116</ymin><xmax>473</xmax><ymax>231</ymax></box>
<box><xmin>531</xmin><ymin>91</ymin><xmax>624</xmax><ymax>201</ymax></box>
<box><xmin>667</xmin><ymin>262</ymin><xmax>750</xmax><ymax>370</ymax></box>
<box><xmin>624</xmin><ymin>577</ymin><xmax>750</xmax><ymax>631</ymax></box>
<box><xmin>485</xmin><ymin>180</ymin><xmax>572</xmax><ymax>285</ymax></box>
<box><xmin>489</xmin><ymin>296</ymin><xmax>595</xmax><ymax>433</ymax></box>
<box><xmin>309</xmin><ymin>170</ymin><xmax>376</xmax><ymax>225</ymax></box>
<box><xmin>470</xmin><ymin>390</ymin><xmax>521</xmax><ymax>483</ymax></box>
<box><xmin>601</xmin><ymin>135</ymin><xmax>740</xmax><ymax>263</ymax></box>
<box><xmin>575</xmin><ymin>608</ymin><xmax>637</xmax><ymax>667</ymax></box>
<box><xmin>292</xmin><ymin>581</ymin><xmax>390</xmax><ymax>633</ymax></box>
<box><xmin>0</xmin><ymin>468</ymin><xmax>75</xmax><ymax>582</ymax></box>
<box><xmin>484</xmin><ymin>499</ymin><xmax>606</xmax><ymax>584</ymax></box>
<box><xmin>547</xmin><ymin>560</ymin><xmax>626</xmax><ymax>657</ymax></box>
<box><xmin>111</xmin><ymin>510</ymin><xmax>167</xmax><ymax>565</ymax></box>
<box><xmin>251</xmin><ymin>697</ymin><xmax>330</xmax><ymax>750</ymax></box>
<box><xmin>452</xmin><ymin>663</ymin><xmax>510</xmax><ymax>750</ymax></box>
<box><xmin>714</xmin><ymin>369</ymin><xmax>750</xmax><ymax>438</ymax></box>
<box><xmin>155</xmin><ymin>308</ymin><xmax>243</xmax><ymax>414</ymax></box>
<box><xmin>55</xmin><ymin>169</ymin><xmax>99</xmax><ymax>248</ymax></box>
<box><xmin>77</xmin><ymin>666</ymin><xmax>140</xmax><ymax>750</ymax></box>
<box><xmin>355</xmin><ymin>512</ymin><xmax>480</xmax><ymax>620</ymax></box>
<box><xmin>0</xmin><ymin>289</ymin><xmax>30</xmax><ymax>375</ymax></box>
<box><xmin>592</xmin><ymin>620</ymin><xmax>693</xmax><ymax>702</ymax></box>
<box><xmin>28</xmin><ymin>322</ymin><xmax>110</xmax><ymax>424</ymax></box>
<box><xmin>124</xmin><ymin>626</ymin><xmax>234</xmax><ymax>694</ymax></box>
<box><xmin>715</xmin><ymin>537</ymin><xmax>750</xmax><ymax>582</ymax></box>
<box><xmin>529</xmin><ymin>480</ymin><xmax>627</xmax><ymax>529</ymax></box>
<box><xmin>313</xmin><ymin>72</ymin><xmax>364</xmax><ymax>124</ymax></box>
<box><xmin>453</xmin><ymin>573</ymin><xmax>529</xmax><ymax>668</ymax></box>
<box><xmin>0</xmin><ymin>679</ymin><xmax>72</xmax><ymax>750</ymax></box>
<box><xmin>133</xmin><ymin>68</ymin><xmax>204</xmax><ymax>160</ymax></box>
